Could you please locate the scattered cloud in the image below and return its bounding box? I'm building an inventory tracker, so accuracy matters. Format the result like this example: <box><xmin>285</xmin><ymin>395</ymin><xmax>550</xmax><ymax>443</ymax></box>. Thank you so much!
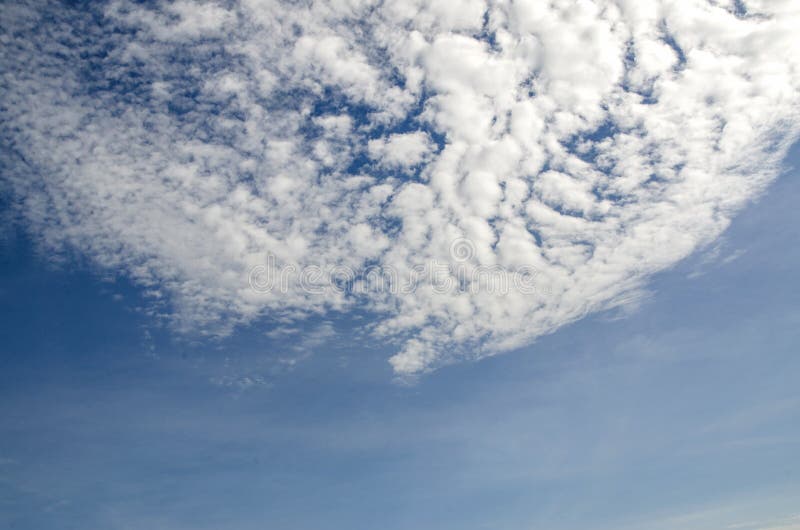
<box><xmin>2</xmin><ymin>0</ymin><xmax>799</xmax><ymax>373</ymax></box>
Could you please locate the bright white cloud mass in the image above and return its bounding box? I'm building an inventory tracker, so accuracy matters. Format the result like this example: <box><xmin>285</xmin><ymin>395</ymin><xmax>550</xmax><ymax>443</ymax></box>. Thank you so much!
<box><xmin>2</xmin><ymin>0</ymin><xmax>799</xmax><ymax>374</ymax></box>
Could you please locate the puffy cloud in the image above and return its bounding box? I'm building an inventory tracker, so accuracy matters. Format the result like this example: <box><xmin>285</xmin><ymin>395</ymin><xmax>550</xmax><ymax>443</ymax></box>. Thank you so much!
<box><xmin>2</xmin><ymin>0</ymin><xmax>799</xmax><ymax>374</ymax></box>
<box><xmin>368</xmin><ymin>132</ymin><xmax>435</xmax><ymax>169</ymax></box>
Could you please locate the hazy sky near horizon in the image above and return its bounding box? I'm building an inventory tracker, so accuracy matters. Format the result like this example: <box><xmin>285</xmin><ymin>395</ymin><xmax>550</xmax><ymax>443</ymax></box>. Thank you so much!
<box><xmin>2</xmin><ymin>0</ymin><xmax>800</xmax><ymax>528</ymax></box>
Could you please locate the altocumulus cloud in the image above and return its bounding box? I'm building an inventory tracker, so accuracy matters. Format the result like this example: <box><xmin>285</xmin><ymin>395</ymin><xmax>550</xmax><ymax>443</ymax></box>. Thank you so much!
<box><xmin>1</xmin><ymin>0</ymin><xmax>799</xmax><ymax>374</ymax></box>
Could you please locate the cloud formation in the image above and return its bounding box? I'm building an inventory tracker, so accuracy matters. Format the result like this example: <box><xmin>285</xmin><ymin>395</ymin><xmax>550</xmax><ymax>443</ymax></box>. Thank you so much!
<box><xmin>2</xmin><ymin>0</ymin><xmax>799</xmax><ymax>373</ymax></box>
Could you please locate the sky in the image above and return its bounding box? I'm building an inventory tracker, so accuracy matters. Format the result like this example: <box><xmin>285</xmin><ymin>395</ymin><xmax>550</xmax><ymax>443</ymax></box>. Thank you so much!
<box><xmin>1</xmin><ymin>0</ymin><xmax>800</xmax><ymax>529</ymax></box>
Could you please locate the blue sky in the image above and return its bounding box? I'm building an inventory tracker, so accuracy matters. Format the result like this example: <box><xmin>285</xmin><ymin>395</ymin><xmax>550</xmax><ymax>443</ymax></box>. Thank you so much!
<box><xmin>2</xmin><ymin>145</ymin><xmax>799</xmax><ymax>530</ymax></box>
<box><xmin>3</xmin><ymin>1</ymin><xmax>800</xmax><ymax>528</ymax></box>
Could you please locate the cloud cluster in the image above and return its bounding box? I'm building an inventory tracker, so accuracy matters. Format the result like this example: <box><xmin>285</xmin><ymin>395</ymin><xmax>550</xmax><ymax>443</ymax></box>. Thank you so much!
<box><xmin>2</xmin><ymin>0</ymin><xmax>799</xmax><ymax>373</ymax></box>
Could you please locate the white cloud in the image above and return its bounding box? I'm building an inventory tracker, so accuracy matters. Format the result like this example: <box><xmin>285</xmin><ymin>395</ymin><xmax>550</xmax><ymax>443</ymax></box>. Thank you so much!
<box><xmin>2</xmin><ymin>0</ymin><xmax>799</xmax><ymax>374</ymax></box>
<box><xmin>368</xmin><ymin>131</ymin><xmax>435</xmax><ymax>169</ymax></box>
